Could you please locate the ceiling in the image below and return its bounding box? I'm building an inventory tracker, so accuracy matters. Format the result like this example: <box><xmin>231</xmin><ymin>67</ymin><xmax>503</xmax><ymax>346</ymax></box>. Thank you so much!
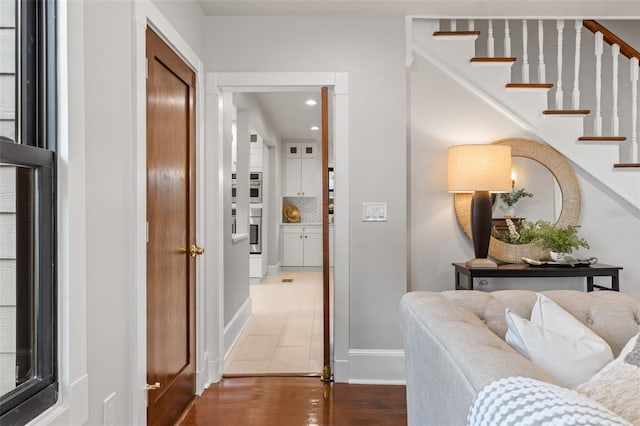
<box><xmin>197</xmin><ymin>0</ymin><xmax>640</xmax><ymax>17</ymax></box>
<box><xmin>252</xmin><ymin>91</ymin><xmax>323</xmax><ymax>141</ymax></box>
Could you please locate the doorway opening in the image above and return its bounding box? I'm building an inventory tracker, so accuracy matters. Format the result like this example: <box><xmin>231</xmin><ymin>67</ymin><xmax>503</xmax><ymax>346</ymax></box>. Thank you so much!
<box><xmin>219</xmin><ymin>87</ymin><xmax>335</xmax><ymax>378</ymax></box>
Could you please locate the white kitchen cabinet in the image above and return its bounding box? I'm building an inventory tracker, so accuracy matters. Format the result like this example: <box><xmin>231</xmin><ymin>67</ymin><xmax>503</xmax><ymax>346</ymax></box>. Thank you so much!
<box><xmin>250</xmin><ymin>254</ymin><xmax>263</xmax><ymax>279</ymax></box>
<box><xmin>250</xmin><ymin>133</ymin><xmax>263</xmax><ymax>171</ymax></box>
<box><xmin>282</xmin><ymin>225</ymin><xmax>322</xmax><ymax>267</ymax></box>
<box><xmin>282</xmin><ymin>228</ymin><xmax>304</xmax><ymax>266</ymax></box>
<box><xmin>284</xmin><ymin>142</ymin><xmax>319</xmax><ymax>197</ymax></box>
<box><xmin>302</xmin><ymin>227</ymin><xmax>322</xmax><ymax>267</ymax></box>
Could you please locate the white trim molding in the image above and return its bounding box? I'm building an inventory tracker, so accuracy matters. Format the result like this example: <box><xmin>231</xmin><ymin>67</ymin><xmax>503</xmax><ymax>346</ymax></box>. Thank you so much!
<box><xmin>348</xmin><ymin>350</ymin><xmax>406</xmax><ymax>385</ymax></box>
<box><xmin>223</xmin><ymin>297</ymin><xmax>253</xmax><ymax>359</ymax></box>
<box><xmin>31</xmin><ymin>1</ymin><xmax>90</xmax><ymax>424</ymax></box>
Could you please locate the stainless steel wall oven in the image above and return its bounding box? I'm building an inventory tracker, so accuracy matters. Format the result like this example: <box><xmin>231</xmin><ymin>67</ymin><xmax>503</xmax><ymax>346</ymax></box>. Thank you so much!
<box><xmin>249</xmin><ymin>207</ymin><xmax>262</xmax><ymax>254</ymax></box>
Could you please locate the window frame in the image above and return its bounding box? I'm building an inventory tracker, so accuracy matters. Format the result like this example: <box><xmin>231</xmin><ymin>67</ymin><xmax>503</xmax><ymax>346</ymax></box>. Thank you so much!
<box><xmin>0</xmin><ymin>0</ymin><xmax>58</xmax><ymax>423</ymax></box>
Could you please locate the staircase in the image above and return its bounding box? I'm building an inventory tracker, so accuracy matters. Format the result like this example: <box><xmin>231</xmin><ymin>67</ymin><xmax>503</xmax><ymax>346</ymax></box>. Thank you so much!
<box><xmin>410</xmin><ymin>18</ymin><xmax>640</xmax><ymax>209</ymax></box>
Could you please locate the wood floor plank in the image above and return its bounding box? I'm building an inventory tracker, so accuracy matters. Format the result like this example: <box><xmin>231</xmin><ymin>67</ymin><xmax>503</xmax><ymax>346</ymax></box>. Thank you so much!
<box><xmin>179</xmin><ymin>377</ymin><xmax>407</xmax><ymax>425</ymax></box>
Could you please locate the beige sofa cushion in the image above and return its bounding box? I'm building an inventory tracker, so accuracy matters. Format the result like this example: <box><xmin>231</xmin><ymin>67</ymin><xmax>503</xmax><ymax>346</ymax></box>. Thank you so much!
<box><xmin>438</xmin><ymin>290</ymin><xmax>640</xmax><ymax>356</ymax></box>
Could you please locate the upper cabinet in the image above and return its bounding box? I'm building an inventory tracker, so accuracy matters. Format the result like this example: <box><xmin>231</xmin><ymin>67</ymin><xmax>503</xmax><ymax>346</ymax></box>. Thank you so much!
<box><xmin>250</xmin><ymin>133</ymin><xmax>263</xmax><ymax>172</ymax></box>
<box><xmin>284</xmin><ymin>142</ymin><xmax>319</xmax><ymax>197</ymax></box>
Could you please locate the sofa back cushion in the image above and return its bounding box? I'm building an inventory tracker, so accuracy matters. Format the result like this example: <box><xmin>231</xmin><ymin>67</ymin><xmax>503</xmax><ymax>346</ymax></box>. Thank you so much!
<box><xmin>438</xmin><ymin>290</ymin><xmax>640</xmax><ymax>357</ymax></box>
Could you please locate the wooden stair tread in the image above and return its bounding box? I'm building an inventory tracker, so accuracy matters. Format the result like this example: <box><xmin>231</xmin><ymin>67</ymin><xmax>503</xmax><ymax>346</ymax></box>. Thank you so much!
<box><xmin>543</xmin><ymin>109</ymin><xmax>591</xmax><ymax>115</ymax></box>
<box><xmin>506</xmin><ymin>83</ymin><xmax>554</xmax><ymax>89</ymax></box>
<box><xmin>613</xmin><ymin>163</ymin><xmax>640</xmax><ymax>168</ymax></box>
<box><xmin>578</xmin><ymin>136</ymin><xmax>627</xmax><ymax>141</ymax></box>
<box><xmin>433</xmin><ymin>31</ymin><xmax>481</xmax><ymax>36</ymax></box>
<box><xmin>471</xmin><ymin>57</ymin><xmax>517</xmax><ymax>63</ymax></box>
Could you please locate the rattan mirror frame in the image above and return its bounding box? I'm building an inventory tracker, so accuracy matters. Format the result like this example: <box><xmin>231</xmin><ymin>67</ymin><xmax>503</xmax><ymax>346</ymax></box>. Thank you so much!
<box><xmin>454</xmin><ymin>138</ymin><xmax>581</xmax><ymax>263</ymax></box>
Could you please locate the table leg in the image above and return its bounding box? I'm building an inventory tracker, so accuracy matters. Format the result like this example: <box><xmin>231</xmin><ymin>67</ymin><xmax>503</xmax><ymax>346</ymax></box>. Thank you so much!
<box><xmin>455</xmin><ymin>271</ymin><xmax>473</xmax><ymax>290</ymax></box>
<box><xmin>587</xmin><ymin>276</ymin><xmax>594</xmax><ymax>292</ymax></box>
<box><xmin>612</xmin><ymin>273</ymin><xmax>619</xmax><ymax>291</ymax></box>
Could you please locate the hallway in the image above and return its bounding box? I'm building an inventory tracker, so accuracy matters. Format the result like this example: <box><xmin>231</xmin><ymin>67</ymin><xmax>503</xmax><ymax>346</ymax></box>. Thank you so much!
<box><xmin>224</xmin><ymin>271</ymin><xmax>324</xmax><ymax>374</ymax></box>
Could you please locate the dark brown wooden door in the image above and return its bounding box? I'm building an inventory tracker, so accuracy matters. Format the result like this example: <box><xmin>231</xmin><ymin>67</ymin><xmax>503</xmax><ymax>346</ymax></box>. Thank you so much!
<box><xmin>146</xmin><ymin>28</ymin><xmax>197</xmax><ymax>426</ymax></box>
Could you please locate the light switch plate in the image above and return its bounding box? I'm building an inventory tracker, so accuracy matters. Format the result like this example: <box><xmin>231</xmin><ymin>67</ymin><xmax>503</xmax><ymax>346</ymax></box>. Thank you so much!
<box><xmin>362</xmin><ymin>202</ymin><xmax>387</xmax><ymax>222</ymax></box>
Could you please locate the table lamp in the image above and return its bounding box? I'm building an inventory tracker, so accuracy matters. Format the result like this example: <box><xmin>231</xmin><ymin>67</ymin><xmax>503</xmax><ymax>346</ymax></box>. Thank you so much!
<box><xmin>448</xmin><ymin>144</ymin><xmax>512</xmax><ymax>268</ymax></box>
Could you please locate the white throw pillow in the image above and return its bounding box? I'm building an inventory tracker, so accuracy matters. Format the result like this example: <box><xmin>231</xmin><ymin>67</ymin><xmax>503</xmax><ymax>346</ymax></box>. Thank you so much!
<box><xmin>505</xmin><ymin>294</ymin><xmax>613</xmax><ymax>387</ymax></box>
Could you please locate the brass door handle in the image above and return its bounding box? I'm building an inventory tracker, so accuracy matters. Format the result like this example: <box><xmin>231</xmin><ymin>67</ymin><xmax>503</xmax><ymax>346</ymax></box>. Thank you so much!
<box><xmin>145</xmin><ymin>382</ymin><xmax>161</xmax><ymax>391</ymax></box>
<box><xmin>189</xmin><ymin>244</ymin><xmax>204</xmax><ymax>257</ymax></box>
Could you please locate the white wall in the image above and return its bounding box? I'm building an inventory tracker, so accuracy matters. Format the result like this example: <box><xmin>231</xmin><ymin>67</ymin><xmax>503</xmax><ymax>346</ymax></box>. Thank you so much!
<box><xmin>151</xmin><ymin>0</ymin><xmax>205</xmax><ymax>60</ymax></box>
<box><xmin>224</xmin><ymin>105</ymin><xmax>250</xmax><ymax>325</ymax></box>
<box><xmin>83</xmin><ymin>1</ymin><xmax>135</xmax><ymax>424</ymax></box>
<box><xmin>409</xmin><ymin>54</ymin><xmax>640</xmax><ymax>299</ymax></box>
<box><xmin>205</xmin><ymin>16</ymin><xmax>408</xmax><ymax>351</ymax></box>
<box><xmin>603</xmin><ymin>20</ymin><xmax>640</xmax><ymax>52</ymax></box>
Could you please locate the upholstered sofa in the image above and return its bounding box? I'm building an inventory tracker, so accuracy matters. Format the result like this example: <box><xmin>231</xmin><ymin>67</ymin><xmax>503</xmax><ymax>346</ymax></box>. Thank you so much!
<box><xmin>399</xmin><ymin>290</ymin><xmax>640</xmax><ymax>426</ymax></box>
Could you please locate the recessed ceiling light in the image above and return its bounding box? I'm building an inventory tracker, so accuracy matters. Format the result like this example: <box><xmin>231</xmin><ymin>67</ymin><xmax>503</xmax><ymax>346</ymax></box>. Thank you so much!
<box><xmin>305</xmin><ymin>99</ymin><xmax>317</xmax><ymax>106</ymax></box>
<box><xmin>310</xmin><ymin>126</ymin><xmax>320</xmax><ymax>131</ymax></box>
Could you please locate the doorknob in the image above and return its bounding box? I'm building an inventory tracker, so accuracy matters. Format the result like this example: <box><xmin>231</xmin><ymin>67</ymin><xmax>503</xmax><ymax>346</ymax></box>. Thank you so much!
<box><xmin>145</xmin><ymin>382</ymin><xmax>161</xmax><ymax>391</ymax></box>
<box><xmin>189</xmin><ymin>244</ymin><xmax>204</xmax><ymax>257</ymax></box>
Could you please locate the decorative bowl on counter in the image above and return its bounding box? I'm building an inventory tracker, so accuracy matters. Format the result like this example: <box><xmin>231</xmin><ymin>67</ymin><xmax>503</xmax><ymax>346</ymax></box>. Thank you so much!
<box><xmin>283</xmin><ymin>203</ymin><xmax>300</xmax><ymax>223</ymax></box>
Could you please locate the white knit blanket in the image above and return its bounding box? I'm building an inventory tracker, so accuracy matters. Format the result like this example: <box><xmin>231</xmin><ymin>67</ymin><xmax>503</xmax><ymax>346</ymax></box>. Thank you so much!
<box><xmin>468</xmin><ymin>376</ymin><xmax>630</xmax><ymax>426</ymax></box>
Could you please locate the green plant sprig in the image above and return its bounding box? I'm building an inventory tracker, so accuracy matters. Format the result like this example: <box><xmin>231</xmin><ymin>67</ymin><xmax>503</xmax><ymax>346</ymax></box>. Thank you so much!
<box><xmin>520</xmin><ymin>220</ymin><xmax>589</xmax><ymax>253</ymax></box>
<box><xmin>499</xmin><ymin>188</ymin><xmax>534</xmax><ymax>206</ymax></box>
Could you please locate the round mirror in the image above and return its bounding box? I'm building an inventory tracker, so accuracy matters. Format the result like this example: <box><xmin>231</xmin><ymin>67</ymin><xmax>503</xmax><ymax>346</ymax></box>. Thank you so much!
<box><xmin>454</xmin><ymin>138</ymin><xmax>581</xmax><ymax>263</ymax></box>
<box><xmin>492</xmin><ymin>157</ymin><xmax>562</xmax><ymax>223</ymax></box>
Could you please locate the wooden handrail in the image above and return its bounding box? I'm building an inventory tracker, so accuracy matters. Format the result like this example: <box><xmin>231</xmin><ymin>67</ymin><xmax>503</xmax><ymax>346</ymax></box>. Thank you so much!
<box><xmin>583</xmin><ymin>20</ymin><xmax>640</xmax><ymax>63</ymax></box>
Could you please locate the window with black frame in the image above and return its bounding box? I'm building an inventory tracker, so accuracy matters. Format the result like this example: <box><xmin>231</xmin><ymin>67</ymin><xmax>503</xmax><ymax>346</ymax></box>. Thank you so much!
<box><xmin>0</xmin><ymin>0</ymin><xmax>57</xmax><ymax>424</ymax></box>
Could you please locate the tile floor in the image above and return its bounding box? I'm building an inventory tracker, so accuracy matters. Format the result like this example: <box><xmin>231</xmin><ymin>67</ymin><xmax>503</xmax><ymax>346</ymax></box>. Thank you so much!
<box><xmin>224</xmin><ymin>271</ymin><xmax>324</xmax><ymax>375</ymax></box>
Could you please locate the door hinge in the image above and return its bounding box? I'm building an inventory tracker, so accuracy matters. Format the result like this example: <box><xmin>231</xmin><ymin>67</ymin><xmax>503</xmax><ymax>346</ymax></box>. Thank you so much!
<box><xmin>146</xmin><ymin>221</ymin><xmax>149</xmax><ymax>243</ymax></box>
<box><xmin>145</xmin><ymin>58</ymin><xmax>148</xmax><ymax>79</ymax></box>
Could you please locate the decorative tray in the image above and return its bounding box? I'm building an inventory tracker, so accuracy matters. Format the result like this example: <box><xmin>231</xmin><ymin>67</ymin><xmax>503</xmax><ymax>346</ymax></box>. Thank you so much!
<box><xmin>521</xmin><ymin>257</ymin><xmax>598</xmax><ymax>267</ymax></box>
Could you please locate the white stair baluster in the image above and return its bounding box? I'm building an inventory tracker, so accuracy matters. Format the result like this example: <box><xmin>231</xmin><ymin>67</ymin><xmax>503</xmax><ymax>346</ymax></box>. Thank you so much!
<box><xmin>631</xmin><ymin>57</ymin><xmax>639</xmax><ymax>163</ymax></box>
<box><xmin>594</xmin><ymin>31</ymin><xmax>603</xmax><ymax>136</ymax></box>
<box><xmin>538</xmin><ymin>20</ymin><xmax>546</xmax><ymax>83</ymax></box>
<box><xmin>572</xmin><ymin>20</ymin><xmax>582</xmax><ymax>109</ymax></box>
<box><xmin>611</xmin><ymin>44</ymin><xmax>620</xmax><ymax>137</ymax></box>
<box><xmin>504</xmin><ymin>20</ymin><xmax>511</xmax><ymax>57</ymax></box>
<box><xmin>522</xmin><ymin>20</ymin><xmax>530</xmax><ymax>83</ymax></box>
<box><xmin>468</xmin><ymin>19</ymin><xmax>475</xmax><ymax>31</ymax></box>
<box><xmin>487</xmin><ymin>19</ymin><xmax>495</xmax><ymax>57</ymax></box>
<box><xmin>556</xmin><ymin>20</ymin><xmax>565</xmax><ymax>109</ymax></box>
<box><xmin>450</xmin><ymin>19</ymin><xmax>457</xmax><ymax>31</ymax></box>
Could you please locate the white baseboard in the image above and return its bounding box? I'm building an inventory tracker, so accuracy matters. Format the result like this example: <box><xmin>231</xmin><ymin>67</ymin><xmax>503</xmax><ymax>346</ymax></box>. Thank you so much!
<box><xmin>347</xmin><ymin>349</ymin><xmax>406</xmax><ymax>385</ymax></box>
<box><xmin>196</xmin><ymin>352</ymin><xmax>208</xmax><ymax>394</ymax></box>
<box><xmin>197</xmin><ymin>351</ymin><xmax>222</xmax><ymax>390</ymax></box>
<box><xmin>333</xmin><ymin>358</ymin><xmax>349</xmax><ymax>383</ymax></box>
<box><xmin>223</xmin><ymin>297</ymin><xmax>252</xmax><ymax>360</ymax></box>
<box><xmin>208</xmin><ymin>357</ymin><xmax>221</xmax><ymax>386</ymax></box>
<box><xmin>266</xmin><ymin>263</ymin><xmax>280</xmax><ymax>277</ymax></box>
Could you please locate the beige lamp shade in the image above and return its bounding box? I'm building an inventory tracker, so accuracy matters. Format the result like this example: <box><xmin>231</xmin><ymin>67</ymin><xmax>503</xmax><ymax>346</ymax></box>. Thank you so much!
<box><xmin>447</xmin><ymin>144</ymin><xmax>512</xmax><ymax>193</ymax></box>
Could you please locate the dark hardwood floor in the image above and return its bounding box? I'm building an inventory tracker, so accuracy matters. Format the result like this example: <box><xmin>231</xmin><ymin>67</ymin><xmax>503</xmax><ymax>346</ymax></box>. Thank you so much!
<box><xmin>179</xmin><ymin>376</ymin><xmax>407</xmax><ymax>425</ymax></box>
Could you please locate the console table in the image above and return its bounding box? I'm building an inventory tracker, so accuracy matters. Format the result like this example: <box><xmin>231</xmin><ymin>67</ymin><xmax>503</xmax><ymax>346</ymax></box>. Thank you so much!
<box><xmin>453</xmin><ymin>263</ymin><xmax>622</xmax><ymax>292</ymax></box>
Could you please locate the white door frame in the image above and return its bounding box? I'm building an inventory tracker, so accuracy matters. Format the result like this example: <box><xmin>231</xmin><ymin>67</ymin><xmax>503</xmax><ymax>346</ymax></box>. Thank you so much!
<box><xmin>132</xmin><ymin>2</ymin><xmax>206</xmax><ymax>424</ymax></box>
<box><xmin>208</xmin><ymin>72</ymin><xmax>351</xmax><ymax>383</ymax></box>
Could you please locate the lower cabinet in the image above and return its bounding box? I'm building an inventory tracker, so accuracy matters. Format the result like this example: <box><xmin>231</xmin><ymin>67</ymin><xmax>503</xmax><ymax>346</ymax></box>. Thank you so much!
<box><xmin>249</xmin><ymin>254</ymin><xmax>262</xmax><ymax>278</ymax></box>
<box><xmin>282</xmin><ymin>225</ymin><xmax>322</xmax><ymax>267</ymax></box>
